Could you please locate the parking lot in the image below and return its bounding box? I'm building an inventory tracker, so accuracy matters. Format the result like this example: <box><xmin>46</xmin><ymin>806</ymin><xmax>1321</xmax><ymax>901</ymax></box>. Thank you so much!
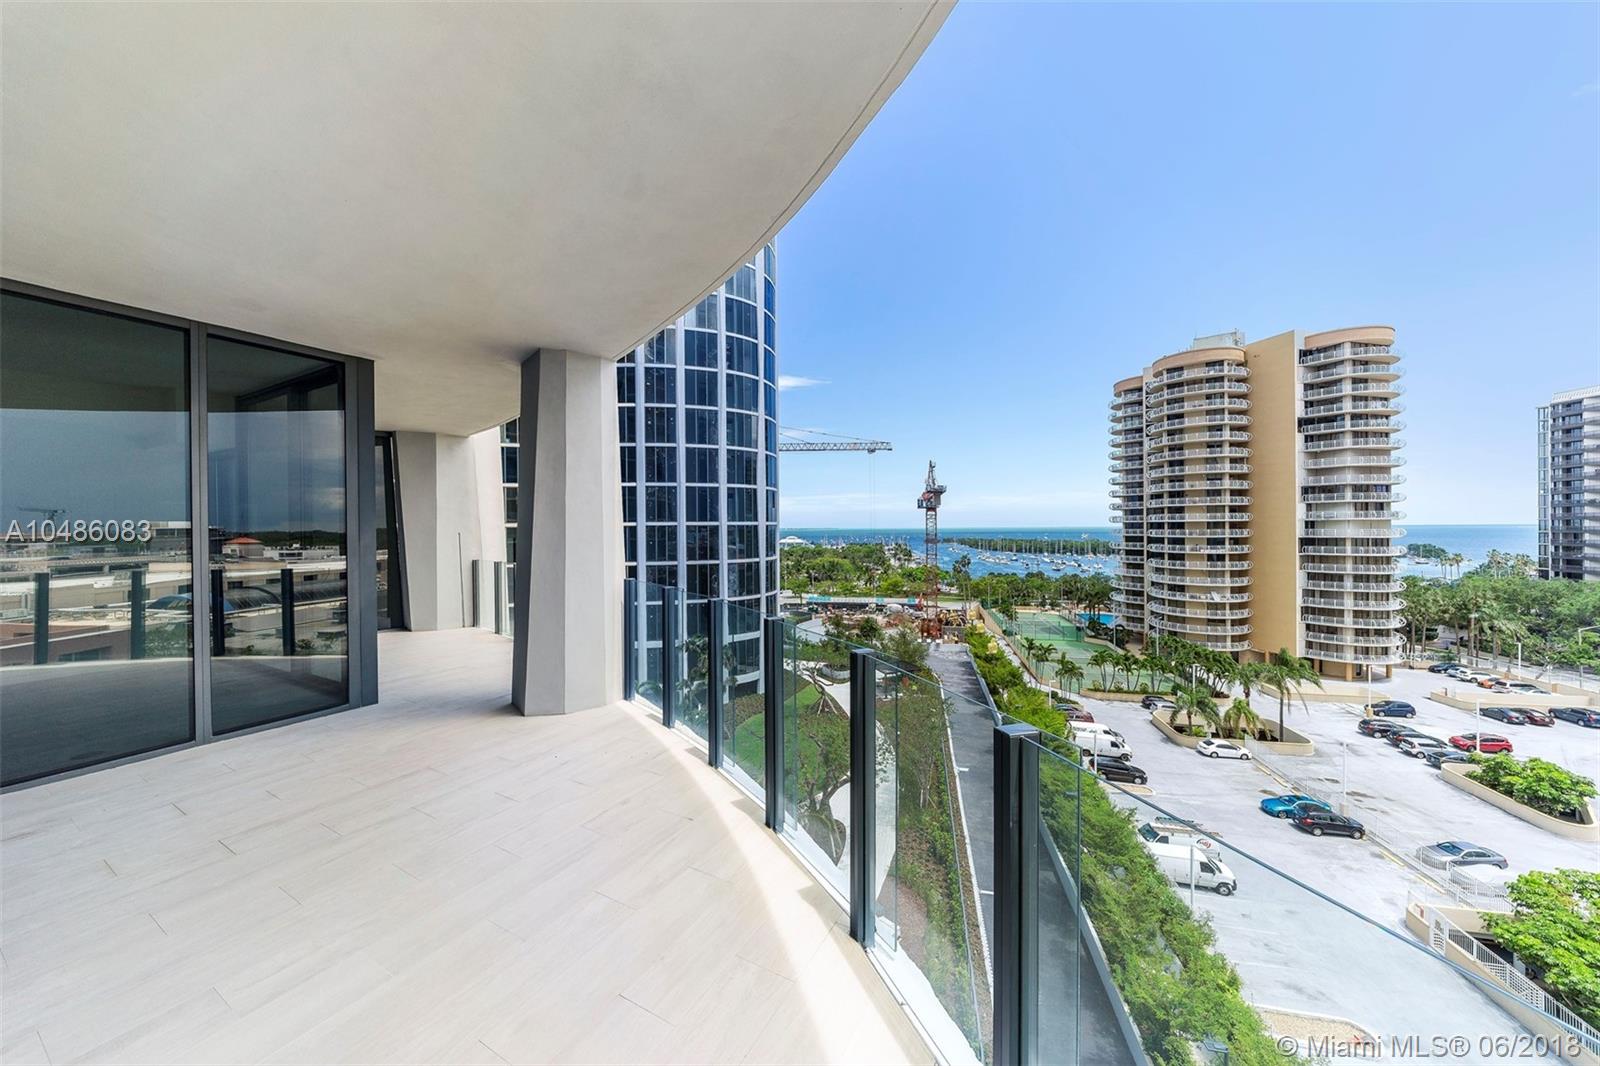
<box><xmin>1077</xmin><ymin>676</ymin><xmax>1596</xmax><ymax>1062</ymax></box>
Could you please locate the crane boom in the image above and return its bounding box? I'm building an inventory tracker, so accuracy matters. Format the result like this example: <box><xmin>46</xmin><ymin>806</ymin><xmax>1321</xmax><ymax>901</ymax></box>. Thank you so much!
<box><xmin>775</xmin><ymin>441</ymin><xmax>893</xmax><ymax>453</ymax></box>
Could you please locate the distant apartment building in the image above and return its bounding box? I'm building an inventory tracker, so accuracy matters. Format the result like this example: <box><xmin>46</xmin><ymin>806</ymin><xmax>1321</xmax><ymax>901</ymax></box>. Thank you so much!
<box><xmin>1111</xmin><ymin>327</ymin><xmax>1406</xmax><ymax>679</ymax></box>
<box><xmin>1537</xmin><ymin>384</ymin><xmax>1600</xmax><ymax>581</ymax></box>
<box><xmin>500</xmin><ymin>244</ymin><xmax>779</xmax><ymax>669</ymax></box>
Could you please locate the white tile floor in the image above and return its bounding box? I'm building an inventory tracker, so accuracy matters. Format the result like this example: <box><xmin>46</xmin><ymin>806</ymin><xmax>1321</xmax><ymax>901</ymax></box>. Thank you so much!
<box><xmin>0</xmin><ymin>628</ymin><xmax>931</xmax><ymax>1065</ymax></box>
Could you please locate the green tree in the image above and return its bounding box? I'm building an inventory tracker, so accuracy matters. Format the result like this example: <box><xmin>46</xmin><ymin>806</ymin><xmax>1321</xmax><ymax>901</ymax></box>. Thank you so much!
<box><xmin>1221</xmin><ymin>697</ymin><xmax>1263</xmax><ymax>741</ymax></box>
<box><xmin>1054</xmin><ymin>657</ymin><xmax>1084</xmax><ymax>694</ymax></box>
<box><xmin>1088</xmin><ymin>648</ymin><xmax>1117</xmax><ymax>690</ymax></box>
<box><xmin>1467</xmin><ymin>754</ymin><xmax>1598</xmax><ymax>820</ymax></box>
<box><xmin>1259</xmin><ymin>648</ymin><xmax>1321</xmax><ymax>742</ymax></box>
<box><xmin>1483</xmin><ymin>869</ymin><xmax>1600</xmax><ymax>1028</ymax></box>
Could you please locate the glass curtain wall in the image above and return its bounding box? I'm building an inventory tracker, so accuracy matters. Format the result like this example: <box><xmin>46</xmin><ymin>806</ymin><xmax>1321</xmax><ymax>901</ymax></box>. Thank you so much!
<box><xmin>207</xmin><ymin>339</ymin><xmax>348</xmax><ymax>734</ymax></box>
<box><xmin>0</xmin><ymin>284</ymin><xmax>369</xmax><ymax>787</ymax></box>
<box><xmin>0</xmin><ymin>292</ymin><xmax>195</xmax><ymax>786</ymax></box>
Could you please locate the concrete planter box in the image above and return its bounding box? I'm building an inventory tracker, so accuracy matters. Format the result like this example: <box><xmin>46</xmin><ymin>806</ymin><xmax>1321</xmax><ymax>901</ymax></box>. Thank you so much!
<box><xmin>1082</xmin><ymin>689</ymin><xmax>1148</xmax><ymax>702</ymax></box>
<box><xmin>1440</xmin><ymin>763</ymin><xmax>1600</xmax><ymax>841</ymax></box>
<box><xmin>1431</xmin><ymin>688</ymin><xmax>1597</xmax><ymax>712</ymax></box>
<box><xmin>1259</xmin><ymin>682</ymin><xmax>1370</xmax><ymax>704</ymax></box>
<box><xmin>1149</xmin><ymin>712</ymin><xmax>1315</xmax><ymax>755</ymax></box>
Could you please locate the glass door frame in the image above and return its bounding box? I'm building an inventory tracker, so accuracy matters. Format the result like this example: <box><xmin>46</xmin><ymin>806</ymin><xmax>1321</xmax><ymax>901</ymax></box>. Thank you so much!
<box><xmin>0</xmin><ymin>279</ymin><xmax>378</xmax><ymax>788</ymax></box>
<box><xmin>375</xmin><ymin>430</ymin><xmax>408</xmax><ymax>631</ymax></box>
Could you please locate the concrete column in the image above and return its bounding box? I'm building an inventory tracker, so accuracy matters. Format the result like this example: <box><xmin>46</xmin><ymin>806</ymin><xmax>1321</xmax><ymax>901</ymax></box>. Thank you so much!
<box><xmin>512</xmin><ymin>349</ymin><xmax>623</xmax><ymax>715</ymax></box>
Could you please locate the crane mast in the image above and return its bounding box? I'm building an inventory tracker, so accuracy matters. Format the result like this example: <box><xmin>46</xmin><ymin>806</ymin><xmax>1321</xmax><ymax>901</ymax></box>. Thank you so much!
<box><xmin>915</xmin><ymin>461</ymin><xmax>946</xmax><ymax>637</ymax></box>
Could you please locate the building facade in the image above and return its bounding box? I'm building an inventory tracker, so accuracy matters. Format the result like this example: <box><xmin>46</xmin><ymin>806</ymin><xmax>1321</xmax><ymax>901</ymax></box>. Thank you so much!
<box><xmin>495</xmin><ymin>246</ymin><xmax>778</xmax><ymax>669</ymax></box>
<box><xmin>1538</xmin><ymin>384</ymin><xmax>1600</xmax><ymax>581</ymax></box>
<box><xmin>1111</xmin><ymin>326</ymin><xmax>1406</xmax><ymax>679</ymax></box>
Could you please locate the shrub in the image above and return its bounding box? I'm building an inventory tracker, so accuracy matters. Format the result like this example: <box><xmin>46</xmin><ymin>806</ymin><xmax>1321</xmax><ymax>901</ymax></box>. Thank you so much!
<box><xmin>1483</xmin><ymin>869</ymin><xmax>1600</xmax><ymax>1028</ymax></box>
<box><xmin>1467</xmin><ymin>754</ymin><xmax>1598</xmax><ymax>821</ymax></box>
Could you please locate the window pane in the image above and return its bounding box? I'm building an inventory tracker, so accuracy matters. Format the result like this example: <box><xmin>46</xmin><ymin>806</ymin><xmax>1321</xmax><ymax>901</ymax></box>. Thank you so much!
<box><xmin>0</xmin><ymin>293</ymin><xmax>195</xmax><ymax>786</ymax></box>
<box><xmin>207</xmin><ymin>338</ymin><xmax>348</xmax><ymax>734</ymax></box>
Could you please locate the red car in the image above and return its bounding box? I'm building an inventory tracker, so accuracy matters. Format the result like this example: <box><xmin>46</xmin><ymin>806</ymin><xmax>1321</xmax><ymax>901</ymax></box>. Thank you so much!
<box><xmin>1449</xmin><ymin>733</ymin><xmax>1512</xmax><ymax>754</ymax></box>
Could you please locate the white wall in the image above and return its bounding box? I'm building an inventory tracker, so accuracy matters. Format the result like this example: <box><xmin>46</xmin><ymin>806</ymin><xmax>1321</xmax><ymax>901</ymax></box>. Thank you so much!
<box><xmin>394</xmin><ymin>431</ymin><xmax>488</xmax><ymax>631</ymax></box>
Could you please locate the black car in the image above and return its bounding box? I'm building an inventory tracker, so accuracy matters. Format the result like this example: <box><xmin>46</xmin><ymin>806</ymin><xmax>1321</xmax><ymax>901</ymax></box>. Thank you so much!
<box><xmin>1365</xmin><ymin>700</ymin><xmax>1416</xmax><ymax>718</ymax></box>
<box><xmin>1292</xmin><ymin>809</ymin><xmax>1366</xmax><ymax>839</ymax></box>
<box><xmin>1427</xmin><ymin>662</ymin><xmax>1459</xmax><ymax>674</ymax></box>
<box><xmin>1140</xmin><ymin>695</ymin><xmax>1175</xmax><ymax>711</ymax></box>
<box><xmin>1425</xmin><ymin>749</ymin><xmax>1474</xmax><ymax>769</ymax></box>
<box><xmin>1096</xmin><ymin>760</ymin><xmax>1148</xmax><ymax>785</ymax></box>
<box><xmin>1479</xmin><ymin>707</ymin><xmax>1529</xmax><ymax>726</ymax></box>
<box><xmin>1385</xmin><ymin>726</ymin><xmax>1432</xmax><ymax>747</ymax></box>
<box><xmin>1553</xmin><ymin>706</ymin><xmax>1600</xmax><ymax>728</ymax></box>
<box><xmin>1358</xmin><ymin>718</ymin><xmax>1405</xmax><ymax>738</ymax></box>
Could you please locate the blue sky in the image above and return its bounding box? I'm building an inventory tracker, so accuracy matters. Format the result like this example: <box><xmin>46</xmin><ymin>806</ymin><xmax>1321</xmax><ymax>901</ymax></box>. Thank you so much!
<box><xmin>775</xmin><ymin>2</ymin><xmax>1599</xmax><ymax>529</ymax></box>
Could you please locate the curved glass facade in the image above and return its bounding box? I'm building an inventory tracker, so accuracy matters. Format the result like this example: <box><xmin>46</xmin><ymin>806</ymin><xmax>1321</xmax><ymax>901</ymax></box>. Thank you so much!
<box><xmin>618</xmin><ymin>244</ymin><xmax>779</xmax><ymax>674</ymax></box>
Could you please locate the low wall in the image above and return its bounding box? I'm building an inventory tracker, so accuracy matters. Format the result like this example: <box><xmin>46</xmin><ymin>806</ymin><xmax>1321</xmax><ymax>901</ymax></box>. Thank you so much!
<box><xmin>1259</xmin><ymin>682</ymin><xmax>1373</xmax><ymax>704</ymax></box>
<box><xmin>1440</xmin><ymin>763</ymin><xmax>1600</xmax><ymax>841</ymax></box>
<box><xmin>1430</xmin><ymin>687</ymin><xmax>1596</xmax><ymax>711</ymax></box>
<box><xmin>1149</xmin><ymin>712</ymin><xmax>1315</xmax><ymax>755</ymax></box>
<box><xmin>1082</xmin><ymin>690</ymin><xmax>1147</xmax><ymax>703</ymax></box>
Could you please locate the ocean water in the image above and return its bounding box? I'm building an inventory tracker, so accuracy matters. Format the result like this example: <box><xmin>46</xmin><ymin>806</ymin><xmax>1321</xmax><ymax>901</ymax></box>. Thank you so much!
<box><xmin>781</xmin><ymin>524</ymin><xmax>1538</xmax><ymax>579</ymax></box>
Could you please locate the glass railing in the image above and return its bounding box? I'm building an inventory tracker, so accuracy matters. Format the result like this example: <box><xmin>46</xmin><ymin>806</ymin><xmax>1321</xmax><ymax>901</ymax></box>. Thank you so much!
<box><xmin>777</xmin><ymin>619</ymin><xmax>856</xmax><ymax>898</ymax></box>
<box><xmin>868</xmin><ymin>654</ymin><xmax>989</xmax><ymax>1063</ymax></box>
<box><xmin>635</xmin><ymin>581</ymin><xmax>666</xmax><ymax>711</ymax></box>
<box><xmin>676</xmin><ymin>597</ymin><xmax>711</xmax><ymax>743</ymax></box>
<box><xmin>722</xmin><ymin>599</ymin><xmax>767</xmax><ymax>797</ymax></box>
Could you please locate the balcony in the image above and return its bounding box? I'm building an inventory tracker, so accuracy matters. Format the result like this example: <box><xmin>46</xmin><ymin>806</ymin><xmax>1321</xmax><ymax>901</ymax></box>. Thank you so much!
<box><xmin>0</xmin><ymin>627</ymin><xmax>931</xmax><ymax>1064</ymax></box>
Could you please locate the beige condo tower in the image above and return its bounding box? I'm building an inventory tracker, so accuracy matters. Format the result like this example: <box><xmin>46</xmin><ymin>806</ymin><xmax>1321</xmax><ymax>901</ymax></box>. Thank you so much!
<box><xmin>1110</xmin><ymin>326</ymin><xmax>1405</xmax><ymax>679</ymax></box>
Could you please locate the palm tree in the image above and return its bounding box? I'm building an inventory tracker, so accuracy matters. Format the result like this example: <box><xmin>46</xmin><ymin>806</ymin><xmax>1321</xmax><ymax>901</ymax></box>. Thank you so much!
<box><xmin>1087</xmin><ymin>648</ymin><xmax>1117</xmax><ymax>690</ymax></box>
<box><xmin>1170</xmin><ymin>682</ymin><xmax>1220</xmax><ymax>736</ymax></box>
<box><xmin>1231</xmin><ymin>659</ymin><xmax>1267</xmax><ymax>702</ymax></box>
<box><xmin>1222</xmin><ymin>697</ymin><xmax>1263</xmax><ymax>741</ymax></box>
<box><xmin>1054</xmin><ymin>658</ymin><xmax>1084</xmax><ymax>694</ymax></box>
<box><xmin>1261</xmin><ymin>648</ymin><xmax>1321</xmax><ymax>741</ymax></box>
<box><xmin>1117</xmin><ymin>650</ymin><xmax>1141</xmax><ymax>691</ymax></box>
<box><xmin>1035</xmin><ymin>645</ymin><xmax>1058</xmax><ymax>687</ymax></box>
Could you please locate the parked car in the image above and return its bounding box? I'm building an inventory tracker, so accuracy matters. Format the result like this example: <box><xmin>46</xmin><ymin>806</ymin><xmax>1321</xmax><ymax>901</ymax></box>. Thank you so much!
<box><xmin>1449</xmin><ymin>733</ymin><xmax>1513</xmax><ymax>754</ymax></box>
<box><xmin>1397</xmin><ymin>735</ymin><xmax>1448</xmax><ymax>758</ymax></box>
<box><xmin>1358</xmin><ymin>718</ymin><xmax>1406</xmax><ymax>738</ymax></box>
<box><xmin>1552</xmin><ymin>706</ymin><xmax>1600</xmax><ymax>728</ymax></box>
<box><xmin>1140</xmin><ymin>695</ymin><xmax>1175</xmax><ymax>711</ymax></box>
<box><xmin>1520</xmin><ymin>708</ymin><xmax>1554</xmax><ymax>727</ymax></box>
<box><xmin>1260</xmin><ymin>794</ymin><xmax>1330</xmax><ymax>818</ymax></box>
<box><xmin>1478</xmin><ymin>707</ymin><xmax>1528</xmax><ymax>726</ymax></box>
<box><xmin>1492</xmin><ymin>680</ymin><xmax>1546</xmax><ymax>695</ymax></box>
<box><xmin>1385</xmin><ymin>726</ymin><xmax>1432</xmax><ymax>747</ymax></box>
<box><xmin>1292</xmin><ymin>810</ymin><xmax>1366</xmax><ymax>839</ymax></box>
<box><xmin>1095</xmin><ymin>759</ymin><xmax>1147</xmax><ymax>785</ymax></box>
<box><xmin>1057</xmin><ymin>704</ymin><xmax>1095</xmax><ymax>723</ymax></box>
<box><xmin>1475</xmin><ymin>676</ymin><xmax>1506</xmax><ymax>689</ymax></box>
<box><xmin>1424</xmin><ymin>749</ymin><xmax>1474</xmax><ymax>769</ymax></box>
<box><xmin>1196</xmin><ymin>738</ymin><xmax>1252</xmax><ymax>760</ymax></box>
<box><xmin>1416</xmin><ymin>841</ymin><xmax>1508</xmax><ymax>870</ymax></box>
<box><xmin>1427</xmin><ymin>661</ymin><xmax>1459</xmax><ymax>674</ymax></box>
<box><xmin>1364</xmin><ymin>700</ymin><xmax>1416</xmax><ymax>718</ymax></box>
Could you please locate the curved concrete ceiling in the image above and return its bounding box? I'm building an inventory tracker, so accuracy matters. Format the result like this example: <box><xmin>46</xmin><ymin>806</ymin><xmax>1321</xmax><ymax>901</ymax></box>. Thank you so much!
<box><xmin>1</xmin><ymin>2</ymin><xmax>949</xmax><ymax>435</ymax></box>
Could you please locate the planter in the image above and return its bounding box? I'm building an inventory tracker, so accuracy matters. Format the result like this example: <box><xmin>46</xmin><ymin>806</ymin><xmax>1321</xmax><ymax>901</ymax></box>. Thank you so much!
<box><xmin>1082</xmin><ymin>689</ymin><xmax>1152</xmax><ymax>702</ymax></box>
<box><xmin>1149</xmin><ymin>712</ymin><xmax>1315</xmax><ymax>755</ymax></box>
<box><xmin>1430</xmin><ymin>688</ymin><xmax>1597</xmax><ymax>712</ymax></box>
<box><xmin>1440</xmin><ymin>763</ymin><xmax>1600</xmax><ymax>841</ymax></box>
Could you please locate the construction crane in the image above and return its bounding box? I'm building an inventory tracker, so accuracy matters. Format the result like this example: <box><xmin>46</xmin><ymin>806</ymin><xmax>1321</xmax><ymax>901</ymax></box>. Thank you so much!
<box><xmin>916</xmin><ymin>461</ymin><xmax>946</xmax><ymax>637</ymax></box>
<box><xmin>775</xmin><ymin>430</ymin><xmax>892</xmax><ymax>453</ymax></box>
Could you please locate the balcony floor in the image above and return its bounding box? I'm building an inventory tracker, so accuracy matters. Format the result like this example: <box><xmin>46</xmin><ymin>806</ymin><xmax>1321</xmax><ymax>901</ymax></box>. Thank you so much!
<box><xmin>0</xmin><ymin>629</ymin><xmax>931</xmax><ymax>1065</ymax></box>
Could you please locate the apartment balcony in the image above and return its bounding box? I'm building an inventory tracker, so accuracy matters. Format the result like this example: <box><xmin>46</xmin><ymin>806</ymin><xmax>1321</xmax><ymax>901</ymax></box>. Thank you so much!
<box><xmin>1148</xmin><ymin>462</ymin><xmax>1250</xmax><ymax>479</ymax></box>
<box><xmin>1302</xmin><ymin>490</ymin><xmax>1406</xmax><ymax>504</ymax></box>
<box><xmin>1298</xmin><ymin>343</ymin><xmax>1399</xmax><ymax>368</ymax></box>
<box><xmin>1302</xmin><ymin>379</ymin><xmax>1406</xmax><ymax>401</ymax></box>
<box><xmin>1301</xmin><ymin>561</ymin><xmax>1401</xmax><ymax>575</ymax></box>
<box><xmin>1147</xmin><ymin>602</ymin><xmax>1253</xmax><ymax>621</ymax></box>
<box><xmin>1302</xmin><ymin>595</ymin><xmax>1403</xmax><ymax>611</ymax></box>
<box><xmin>1303</xmin><ymin>454</ymin><xmax>1406</xmax><ymax>470</ymax></box>
<box><xmin>1302</xmin><ymin>471</ymin><xmax>1405</xmax><ymax>487</ymax></box>
<box><xmin>0</xmin><ymin>628</ymin><xmax>931</xmax><ymax>1064</ymax></box>
<box><xmin>1302</xmin><ymin>578</ymin><xmax>1404</xmax><ymax>594</ymax></box>
<box><xmin>1153</xmin><ymin>619</ymin><xmax>1253</xmax><ymax>639</ymax></box>
<box><xmin>1302</xmin><ymin>362</ymin><xmax>1404</xmax><ymax>385</ymax></box>
<box><xmin>1303</xmin><ymin>435</ymin><xmax>1405</xmax><ymax>453</ymax></box>
<box><xmin>1146</xmin><ymin>434</ymin><xmax>1251</xmax><ymax>455</ymax></box>
<box><xmin>1302</xmin><ymin>508</ymin><xmax>1404</xmax><ymax>521</ymax></box>
<box><xmin>1144</xmin><ymin>380</ymin><xmax>1250</xmax><ymax>401</ymax></box>
<box><xmin>1154</xmin><ymin>363</ymin><xmax>1249</xmax><ymax>385</ymax></box>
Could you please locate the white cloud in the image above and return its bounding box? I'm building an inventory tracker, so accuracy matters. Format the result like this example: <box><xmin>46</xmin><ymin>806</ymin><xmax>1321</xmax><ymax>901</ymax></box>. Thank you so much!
<box><xmin>777</xmin><ymin>375</ymin><xmax>829</xmax><ymax>391</ymax></box>
<box><xmin>1575</xmin><ymin>81</ymin><xmax>1600</xmax><ymax>97</ymax></box>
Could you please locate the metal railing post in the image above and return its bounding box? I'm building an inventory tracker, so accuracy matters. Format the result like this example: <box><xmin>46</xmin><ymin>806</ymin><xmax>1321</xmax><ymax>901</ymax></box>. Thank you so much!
<box><xmin>470</xmin><ymin>559</ymin><xmax>482</xmax><ymax>627</ymax></box>
<box><xmin>31</xmin><ymin>571</ymin><xmax>49</xmax><ymax>665</ymax></box>
<box><xmin>762</xmin><ymin>615</ymin><xmax>785</xmax><ymax>830</ymax></box>
<box><xmin>279</xmin><ymin>567</ymin><xmax>297</xmax><ymax>656</ymax></box>
<box><xmin>129</xmin><ymin>567</ymin><xmax>147</xmax><ymax>660</ymax></box>
<box><xmin>707</xmin><ymin>598</ymin><xmax>726</xmax><ymax>767</ymax></box>
<box><xmin>849</xmin><ymin>648</ymin><xmax>877</xmax><ymax>945</ymax></box>
<box><xmin>622</xmin><ymin>577</ymin><xmax>638</xmax><ymax>701</ymax></box>
<box><xmin>660</xmin><ymin>586</ymin><xmax>679</xmax><ymax>729</ymax></box>
<box><xmin>995</xmin><ymin>722</ymin><xmax>1042</xmax><ymax>1066</ymax></box>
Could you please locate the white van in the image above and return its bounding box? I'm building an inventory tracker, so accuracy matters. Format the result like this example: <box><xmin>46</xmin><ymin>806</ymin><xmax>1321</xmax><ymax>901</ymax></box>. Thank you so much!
<box><xmin>1071</xmin><ymin>722</ymin><xmax>1125</xmax><ymax>743</ymax></box>
<box><xmin>1078</xmin><ymin>732</ymin><xmax>1133</xmax><ymax>763</ymax></box>
<box><xmin>1147</xmin><ymin>841</ymin><xmax>1236</xmax><ymax>895</ymax></box>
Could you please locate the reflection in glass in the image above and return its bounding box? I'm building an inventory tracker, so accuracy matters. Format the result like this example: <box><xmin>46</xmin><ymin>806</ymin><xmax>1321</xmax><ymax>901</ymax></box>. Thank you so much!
<box><xmin>207</xmin><ymin>338</ymin><xmax>347</xmax><ymax>733</ymax></box>
<box><xmin>0</xmin><ymin>293</ymin><xmax>194</xmax><ymax>785</ymax></box>
<box><xmin>375</xmin><ymin>433</ymin><xmax>403</xmax><ymax>630</ymax></box>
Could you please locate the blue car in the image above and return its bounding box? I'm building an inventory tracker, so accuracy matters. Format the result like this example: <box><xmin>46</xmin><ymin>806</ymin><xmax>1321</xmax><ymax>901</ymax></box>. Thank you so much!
<box><xmin>1260</xmin><ymin>794</ymin><xmax>1331</xmax><ymax>819</ymax></box>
